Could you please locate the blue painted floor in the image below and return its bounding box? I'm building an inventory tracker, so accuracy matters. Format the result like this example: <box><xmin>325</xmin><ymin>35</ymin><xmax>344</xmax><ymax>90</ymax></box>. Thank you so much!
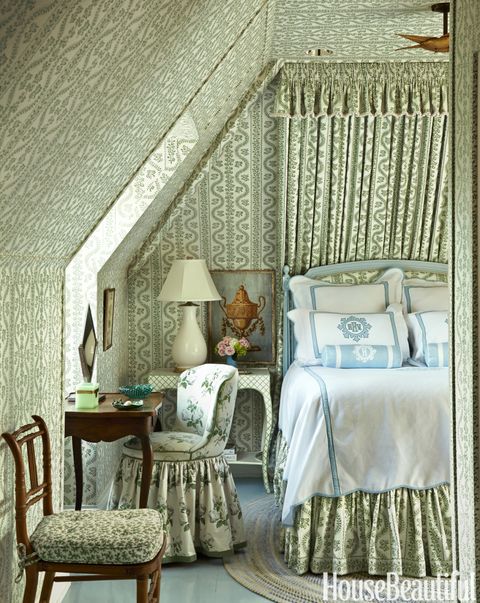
<box><xmin>62</xmin><ymin>478</ymin><xmax>268</xmax><ymax>602</ymax></box>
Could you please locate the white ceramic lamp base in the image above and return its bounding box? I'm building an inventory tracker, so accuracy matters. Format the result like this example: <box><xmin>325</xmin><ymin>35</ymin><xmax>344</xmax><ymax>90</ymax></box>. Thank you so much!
<box><xmin>172</xmin><ymin>303</ymin><xmax>207</xmax><ymax>371</ymax></box>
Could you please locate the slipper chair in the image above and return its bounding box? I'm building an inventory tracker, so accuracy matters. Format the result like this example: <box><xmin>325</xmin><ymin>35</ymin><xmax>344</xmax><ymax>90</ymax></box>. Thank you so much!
<box><xmin>108</xmin><ymin>364</ymin><xmax>246</xmax><ymax>562</ymax></box>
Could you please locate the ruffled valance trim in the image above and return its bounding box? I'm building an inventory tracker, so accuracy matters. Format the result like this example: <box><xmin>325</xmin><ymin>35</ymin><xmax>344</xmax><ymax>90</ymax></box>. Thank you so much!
<box><xmin>273</xmin><ymin>62</ymin><xmax>449</xmax><ymax>118</ymax></box>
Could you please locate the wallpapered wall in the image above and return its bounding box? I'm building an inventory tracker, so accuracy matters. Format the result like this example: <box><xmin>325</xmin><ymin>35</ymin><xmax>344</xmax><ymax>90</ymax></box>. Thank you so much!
<box><xmin>62</xmin><ymin>114</ymin><xmax>199</xmax><ymax>507</ymax></box>
<box><xmin>0</xmin><ymin>0</ymin><xmax>272</xmax><ymax>597</ymax></box>
<box><xmin>451</xmin><ymin>0</ymin><xmax>480</xmax><ymax>591</ymax></box>
<box><xmin>60</xmin><ymin>15</ymin><xmax>273</xmax><ymax>508</ymax></box>
<box><xmin>0</xmin><ymin>261</ymin><xmax>64</xmax><ymax>603</ymax></box>
<box><xmin>0</xmin><ymin>0</ymin><xmax>268</xmax><ymax>261</ymax></box>
<box><xmin>271</xmin><ymin>0</ymin><xmax>450</xmax><ymax>62</ymax></box>
<box><xmin>127</xmin><ymin>83</ymin><xmax>278</xmax><ymax>452</ymax></box>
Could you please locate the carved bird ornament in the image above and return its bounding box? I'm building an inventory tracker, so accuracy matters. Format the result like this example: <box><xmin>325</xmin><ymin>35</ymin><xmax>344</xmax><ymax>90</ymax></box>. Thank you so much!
<box><xmin>396</xmin><ymin>2</ymin><xmax>449</xmax><ymax>53</ymax></box>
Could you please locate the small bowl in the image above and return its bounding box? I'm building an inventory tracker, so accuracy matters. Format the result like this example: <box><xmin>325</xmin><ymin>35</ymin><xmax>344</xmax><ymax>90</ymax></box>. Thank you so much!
<box><xmin>118</xmin><ymin>384</ymin><xmax>153</xmax><ymax>400</ymax></box>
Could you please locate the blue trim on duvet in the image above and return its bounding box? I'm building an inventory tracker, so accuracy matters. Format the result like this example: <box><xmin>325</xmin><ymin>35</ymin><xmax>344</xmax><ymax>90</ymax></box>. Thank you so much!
<box><xmin>304</xmin><ymin>366</ymin><xmax>340</xmax><ymax>496</ymax></box>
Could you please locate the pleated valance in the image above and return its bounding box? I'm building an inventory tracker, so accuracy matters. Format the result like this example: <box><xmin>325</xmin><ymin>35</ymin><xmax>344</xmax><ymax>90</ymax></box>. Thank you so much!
<box><xmin>273</xmin><ymin>62</ymin><xmax>449</xmax><ymax>117</ymax></box>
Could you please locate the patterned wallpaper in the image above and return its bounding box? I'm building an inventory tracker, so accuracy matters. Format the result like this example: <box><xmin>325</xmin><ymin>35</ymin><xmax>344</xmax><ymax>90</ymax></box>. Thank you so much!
<box><xmin>62</xmin><ymin>113</ymin><xmax>198</xmax><ymax>507</ymax></box>
<box><xmin>451</xmin><ymin>0</ymin><xmax>480</xmax><ymax>592</ymax></box>
<box><xmin>0</xmin><ymin>260</ymin><xmax>64</xmax><ymax>603</ymax></box>
<box><xmin>128</xmin><ymin>82</ymin><xmax>278</xmax><ymax>451</ymax></box>
<box><xmin>0</xmin><ymin>0</ymin><xmax>268</xmax><ymax>261</ymax></box>
<box><xmin>272</xmin><ymin>0</ymin><xmax>450</xmax><ymax>62</ymax></box>
<box><xmin>0</xmin><ymin>0</ymin><xmax>273</xmax><ymax>596</ymax></box>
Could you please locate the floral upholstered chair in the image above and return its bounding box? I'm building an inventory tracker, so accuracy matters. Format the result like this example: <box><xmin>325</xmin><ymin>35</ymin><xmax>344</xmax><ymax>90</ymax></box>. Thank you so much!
<box><xmin>108</xmin><ymin>364</ymin><xmax>246</xmax><ymax>562</ymax></box>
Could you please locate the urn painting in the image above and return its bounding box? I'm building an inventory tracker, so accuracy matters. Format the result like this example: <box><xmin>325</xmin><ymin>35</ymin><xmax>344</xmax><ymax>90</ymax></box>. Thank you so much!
<box><xmin>208</xmin><ymin>270</ymin><xmax>275</xmax><ymax>365</ymax></box>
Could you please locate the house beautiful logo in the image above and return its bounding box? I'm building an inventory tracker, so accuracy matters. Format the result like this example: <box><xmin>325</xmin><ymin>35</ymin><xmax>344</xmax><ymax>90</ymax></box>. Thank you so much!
<box><xmin>322</xmin><ymin>572</ymin><xmax>475</xmax><ymax>602</ymax></box>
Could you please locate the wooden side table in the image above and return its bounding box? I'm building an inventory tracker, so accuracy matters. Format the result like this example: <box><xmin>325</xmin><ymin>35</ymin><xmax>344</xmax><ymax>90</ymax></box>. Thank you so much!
<box><xmin>148</xmin><ymin>368</ymin><xmax>273</xmax><ymax>493</ymax></box>
<box><xmin>64</xmin><ymin>393</ymin><xmax>163</xmax><ymax>510</ymax></box>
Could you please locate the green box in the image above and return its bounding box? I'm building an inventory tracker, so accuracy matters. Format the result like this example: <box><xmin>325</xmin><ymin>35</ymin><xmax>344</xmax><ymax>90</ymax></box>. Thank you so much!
<box><xmin>75</xmin><ymin>383</ymin><xmax>99</xmax><ymax>409</ymax></box>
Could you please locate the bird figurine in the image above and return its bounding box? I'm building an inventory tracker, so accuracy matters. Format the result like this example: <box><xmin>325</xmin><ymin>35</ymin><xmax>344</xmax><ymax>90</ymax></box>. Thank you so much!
<box><xmin>396</xmin><ymin>2</ymin><xmax>449</xmax><ymax>53</ymax></box>
<box><xmin>396</xmin><ymin>33</ymin><xmax>449</xmax><ymax>53</ymax></box>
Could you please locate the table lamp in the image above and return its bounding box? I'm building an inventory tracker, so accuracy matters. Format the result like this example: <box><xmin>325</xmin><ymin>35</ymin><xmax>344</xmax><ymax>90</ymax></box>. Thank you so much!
<box><xmin>159</xmin><ymin>259</ymin><xmax>221</xmax><ymax>371</ymax></box>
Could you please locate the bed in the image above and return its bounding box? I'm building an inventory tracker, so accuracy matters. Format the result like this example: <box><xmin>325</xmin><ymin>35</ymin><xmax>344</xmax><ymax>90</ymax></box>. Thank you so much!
<box><xmin>274</xmin><ymin>259</ymin><xmax>451</xmax><ymax>577</ymax></box>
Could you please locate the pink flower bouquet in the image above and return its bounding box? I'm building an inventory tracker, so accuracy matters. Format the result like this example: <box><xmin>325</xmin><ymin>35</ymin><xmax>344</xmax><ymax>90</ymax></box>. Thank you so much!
<box><xmin>214</xmin><ymin>336</ymin><xmax>250</xmax><ymax>359</ymax></box>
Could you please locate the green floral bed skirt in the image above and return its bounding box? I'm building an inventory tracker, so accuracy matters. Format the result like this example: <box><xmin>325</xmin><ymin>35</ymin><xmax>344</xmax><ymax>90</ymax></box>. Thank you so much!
<box><xmin>274</xmin><ymin>432</ymin><xmax>452</xmax><ymax>577</ymax></box>
<box><xmin>108</xmin><ymin>455</ymin><xmax>246</xmax><ymax>563</ymax></box>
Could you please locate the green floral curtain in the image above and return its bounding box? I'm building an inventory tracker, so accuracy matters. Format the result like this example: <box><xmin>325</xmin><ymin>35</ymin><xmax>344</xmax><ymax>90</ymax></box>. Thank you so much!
<box><xmin>277</xmin><ymin>66</ymin><xmax>449</xmax><ymax>274</ymax></box>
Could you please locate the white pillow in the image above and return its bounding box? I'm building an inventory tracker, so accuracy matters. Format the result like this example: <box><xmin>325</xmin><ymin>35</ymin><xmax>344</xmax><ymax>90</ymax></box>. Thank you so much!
<box><xmin>289</xmin><ymin>268</ymin><xmax>403</xmax><ymax>312</ymax></box>
<box><xmin>403</xmin><ymin>280</ymin><xmax>448</xmax><ymax>313</ymax></box>
<box><xmin>407</xmin><ymin>311</ymin><xmax>449</xmax><ymax>363</ymax></box>
<box><xmin>288</xmin><ymin>303</ymin><xmax>409</xmax><ymax>366</ymax></box>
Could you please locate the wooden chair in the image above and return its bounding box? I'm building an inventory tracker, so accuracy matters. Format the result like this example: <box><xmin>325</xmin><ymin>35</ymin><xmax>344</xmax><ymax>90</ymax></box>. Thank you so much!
<box><xmin>2</xmin><ymin>415</ymin><xmax>167</xmax><ymax>603</ymax></box>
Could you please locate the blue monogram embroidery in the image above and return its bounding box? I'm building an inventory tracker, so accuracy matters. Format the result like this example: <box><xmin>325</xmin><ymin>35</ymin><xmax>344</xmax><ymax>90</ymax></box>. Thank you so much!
<box><xmin>337</xmin><ymin>316</ymin><xmax>372</xmax><ymax>342</ymax></box>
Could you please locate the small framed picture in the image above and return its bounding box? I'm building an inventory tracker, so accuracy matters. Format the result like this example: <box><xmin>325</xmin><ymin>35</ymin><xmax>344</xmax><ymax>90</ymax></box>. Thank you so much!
<box><xmin>103</xmin><ymin>288</ymin><xmax>115</xmax><ymax>351</ymax></box>
<box><xmin>208</xmin><ymin>270</ymin><xmax>275</xmax><ymax>365</ymax></box>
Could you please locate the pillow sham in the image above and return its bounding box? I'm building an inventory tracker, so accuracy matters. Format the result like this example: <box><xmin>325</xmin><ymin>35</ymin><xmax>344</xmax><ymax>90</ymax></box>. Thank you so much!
<box><xmin>407</xmin><ymin>310</ymin><xmax>449</xmax><ymax>363</ymax></box>
<box><xmin>425</xmin><ymin>342</ymin><xmax>449</xmax><ymax>368</ymax></box>
<box><xmin>403</xmin><ymin>281</ymin><xmax>448</xmax><ymax>313</ymax></box>
<box><xmin>289</xmin><ymin>267</ymin><xmax>403</xmax><ymax>312</ymax></box>
<box><xmin>288</xmin><ymin>303</ymin><xmax>409</xmax><ymax>366</ymax></box>
<box><xmin>322</xmin><ymin>344</ymin><xmax>403</xmax><ymax>369</ymax></box>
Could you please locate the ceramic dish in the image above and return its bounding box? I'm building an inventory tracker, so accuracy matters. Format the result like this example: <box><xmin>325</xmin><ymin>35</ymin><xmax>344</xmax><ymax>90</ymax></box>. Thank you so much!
<box><xmin>118</xmin><ymin>384</ymin><xmax>153</xmax><ymax>399</ymax></box>
<box><xmin>112</xmin><ymin>399</ymin><xmax>144</xmax><ymax>411</ymax></box>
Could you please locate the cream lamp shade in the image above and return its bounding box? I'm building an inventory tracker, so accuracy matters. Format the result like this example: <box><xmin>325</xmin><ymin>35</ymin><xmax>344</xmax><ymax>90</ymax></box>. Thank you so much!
<box><xmin>159</xmin><ymin>259</ymin><xmax>220</xmax><ymax>370</ymax></box>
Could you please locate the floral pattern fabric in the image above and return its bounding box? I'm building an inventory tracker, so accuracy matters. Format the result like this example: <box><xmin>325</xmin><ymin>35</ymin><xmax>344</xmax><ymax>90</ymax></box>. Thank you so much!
<box><xmin>274</xmin><ymin>431</ymin><xmax>452</xmax><ymax>577</ymax></box>
<box><xmin>109</xmin><ymin>456</ymin><xmax>246</xmax><ymax>562</ymax></box>
<box><xmin>108</xmin><ymin>364</ymin><xmax>245</xmax><ymax>562</ymax></box>
<box><xmin>31</xmin><ymin>509</ymin><xmax>164</xmax><ymax>565</ymax></box>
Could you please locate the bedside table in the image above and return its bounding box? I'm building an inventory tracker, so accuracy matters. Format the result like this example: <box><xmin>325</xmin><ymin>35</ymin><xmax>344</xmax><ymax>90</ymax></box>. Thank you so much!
<box><xmin>148</xmin><ymin>367</ymin><xmax>273</xmax><ymax>493</ymax></box>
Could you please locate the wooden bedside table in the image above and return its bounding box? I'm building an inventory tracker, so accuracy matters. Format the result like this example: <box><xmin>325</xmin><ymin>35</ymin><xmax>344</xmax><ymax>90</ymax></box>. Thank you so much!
<box><xmin>148</xmin><ymin>367</ymin><xmax>273</xmax><ymax>492</ymax></box>
<box><xmin>65</xmin><ymin>392</ymin><xmax>163</xmax><ymax>510</ymax></box>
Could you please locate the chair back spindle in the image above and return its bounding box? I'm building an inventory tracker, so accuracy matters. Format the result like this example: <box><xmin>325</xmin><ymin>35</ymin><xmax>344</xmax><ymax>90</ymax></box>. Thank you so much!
<box><xmin>2</xmin><ymin>415</ymin><xmax>54</xmax><ymax>552</ymax></box>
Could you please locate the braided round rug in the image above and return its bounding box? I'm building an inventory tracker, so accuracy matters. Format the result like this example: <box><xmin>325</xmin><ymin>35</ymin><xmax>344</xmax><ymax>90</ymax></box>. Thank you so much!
<box><xmin>223</xmin><ymin>496</ymin><xmax>450</xmax><ymax>603</ymax></box>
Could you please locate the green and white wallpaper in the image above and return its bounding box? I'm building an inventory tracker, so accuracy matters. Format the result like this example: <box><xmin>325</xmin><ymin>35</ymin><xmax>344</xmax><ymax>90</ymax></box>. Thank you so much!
<box><xmin>128</xmin><ymin>82</ymin><xmax>278</xmax><ymax>452</ymax></box>
<box><xmin>0</xmin><ymin>261</ymin><xmax>64</xmax><ymax>603</ymax></box>
<box><xmin>0</xmin><ymin>0</ymin><xmax>273</xmax><ymax>598</ymax></box>
<box><xmin>451</xmin><ymin>0</ymin><xmax>480</xmax><ymax>592</ymax></box>
<box><xmin>3</xmin><ymin>0</ymin><xmax>480</xmax><ymax>598</ymax></box>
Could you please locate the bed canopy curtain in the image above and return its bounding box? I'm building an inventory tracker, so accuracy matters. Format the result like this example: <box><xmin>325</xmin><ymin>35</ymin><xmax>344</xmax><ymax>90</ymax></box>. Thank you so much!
<box><xmin>273</xmin><ymin>61</ymin><xmax>452</xmax><ymax>576</ymax></box>
<box><xmin>275</xmin><ymin>62</ymin><xmax>449</xmax><ymax>274</ymax></box>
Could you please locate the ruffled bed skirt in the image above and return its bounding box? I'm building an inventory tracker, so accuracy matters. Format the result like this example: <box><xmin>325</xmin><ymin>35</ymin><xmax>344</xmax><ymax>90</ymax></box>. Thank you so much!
<box><xmin>274</xmin><ymin>431</ymin><xmax>452</xmax><ymax>577</ymax></box>
<box><xmin>108</xmin><ymin>455</ymin><xmax>246</xmax><ymax>563</ymax></box>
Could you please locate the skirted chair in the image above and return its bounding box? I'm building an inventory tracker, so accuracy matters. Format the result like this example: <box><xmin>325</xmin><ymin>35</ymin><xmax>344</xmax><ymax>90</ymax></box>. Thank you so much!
<box><xmin>108</xmin><ymin>364</ymin><xmax>246</xmax><ymax>562</ymax></box>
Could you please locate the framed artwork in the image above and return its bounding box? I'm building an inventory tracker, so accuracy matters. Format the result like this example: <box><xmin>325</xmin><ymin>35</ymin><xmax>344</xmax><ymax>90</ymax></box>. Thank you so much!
<box><xmin>208</xmin><ymin>270</ymin><xmax>275</xmax><ymax>365</ymax></box>
<box><xmin>103</xmin><ymin>288</ymin><xmax>115</xmax><ymax>351</ymax></box>
<box><xmin>79</xmin><ymin>305</ymin><xmax>97</xmax><ymax>382</ymax></box>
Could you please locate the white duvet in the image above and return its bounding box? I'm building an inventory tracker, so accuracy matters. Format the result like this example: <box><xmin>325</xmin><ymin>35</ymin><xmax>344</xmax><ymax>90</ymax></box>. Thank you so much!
<box><xmin>279</xmin><ymin>363</ymin><xmax>450</xmax><ymax>525</ymax></box>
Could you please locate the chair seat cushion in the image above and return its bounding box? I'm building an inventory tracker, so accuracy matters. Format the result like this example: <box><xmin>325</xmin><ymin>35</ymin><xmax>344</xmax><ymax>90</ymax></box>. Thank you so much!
<box><xmin>31</xmin><ymin>509</ymin><xmax>164</xmax><ymax>565</ymax></box>
<box><xmin>124</xmin><ymin>431</ymin><xmax>206</xmax><ymax>461</ymax></box>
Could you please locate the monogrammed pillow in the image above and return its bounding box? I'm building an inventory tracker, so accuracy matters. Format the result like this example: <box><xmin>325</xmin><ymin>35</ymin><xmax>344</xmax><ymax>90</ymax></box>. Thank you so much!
<box><xmin>287</xmin><ymin>303</ymin><xmax>409</xmax><ymax>366</ymax></box>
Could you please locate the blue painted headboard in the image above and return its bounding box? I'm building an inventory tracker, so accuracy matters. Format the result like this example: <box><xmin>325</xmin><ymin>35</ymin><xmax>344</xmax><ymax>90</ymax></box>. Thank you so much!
<box><xmin>282</xmin><ymin>259</ymin><xmax>448</xmax><ymax>377</ymax></box>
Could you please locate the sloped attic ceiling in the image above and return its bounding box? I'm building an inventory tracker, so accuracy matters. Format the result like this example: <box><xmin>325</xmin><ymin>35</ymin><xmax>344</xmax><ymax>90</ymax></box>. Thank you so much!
<box><xmin>273</xmin><ymin>0</ymin><xmax>450</xmax><ymax>62</ymax></box>
<box><xmin>0</xmin><ymin>0</ymin><xmax>450</xmax><ymax>267</ymax></box>
<box><xmin>0</xmin><ymin>0</ymin><xmax>270</xmax><ymax>262</ymax></box>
